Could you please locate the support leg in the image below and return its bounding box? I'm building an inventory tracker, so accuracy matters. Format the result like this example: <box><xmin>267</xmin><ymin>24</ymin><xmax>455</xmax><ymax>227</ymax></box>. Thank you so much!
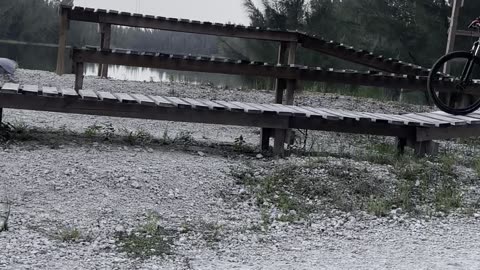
<box><xmin>74</xmin><ymin>62</ymin><xmax>84</xmax><ymax>91</ymax></box>
<box><xmin>0</xmin><ymin>107</ymin><xmax>3</xmax><ymax>124</ymax></box>
<box><xmin>396</xmin><ymin>137</ymin><xmax>407</xmax><ymax>155</ymax></box>
<box><xmin>260</xmin><ymin>128</ymin><xmax>272</xmax><ymax>151</ymax></box>
<box><xmin>273</xmin><ymin>129</ymin><xmax>287</xmax><ymax>157</ymax></box>
<box><xmin>55</xmin><ymin>12</ymin><xmax>69</xmax><ymax>75</ymax></box>
<box><xmin>271</xmin><ymin>42</ymin><xmax>288</xmax><ymax>154</ymax></box>
<box><xmin>98</xmin><ymin>23</ymin><xmax>112</xmax><ymax>78</ymax></box>
<box><xmin>414</xmin><ymin>141</ymin><xmax>439</xmax><ymax>157</ymax></box>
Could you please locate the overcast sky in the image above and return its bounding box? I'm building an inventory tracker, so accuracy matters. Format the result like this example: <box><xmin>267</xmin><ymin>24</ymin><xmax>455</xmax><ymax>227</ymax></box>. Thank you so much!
<box><xmin>74</xmin><ymin>0</ymin><xmax>263</xmax><ymax>25</ymax></box>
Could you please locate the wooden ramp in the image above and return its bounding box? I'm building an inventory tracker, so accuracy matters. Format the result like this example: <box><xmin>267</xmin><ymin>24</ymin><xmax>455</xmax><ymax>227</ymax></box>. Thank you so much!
<box><xmin>2</xmin><ymin>83</ymin><xmax>480</xmax><ymax>154</ymax></box>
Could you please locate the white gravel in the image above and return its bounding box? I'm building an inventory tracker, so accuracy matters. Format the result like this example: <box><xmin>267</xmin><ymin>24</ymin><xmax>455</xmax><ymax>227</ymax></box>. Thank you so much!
<box><xmin>1</xmin><ymin>70</ymin><xmax>479</xmax><ymax>269</ymax></box>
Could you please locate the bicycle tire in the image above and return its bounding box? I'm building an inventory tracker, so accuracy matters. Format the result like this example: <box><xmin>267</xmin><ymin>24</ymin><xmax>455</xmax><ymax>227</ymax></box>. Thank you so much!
<box><xmin>427</xmin><ymin>51</ymin><xmax>480</xmax><ymax>115</ymax></box>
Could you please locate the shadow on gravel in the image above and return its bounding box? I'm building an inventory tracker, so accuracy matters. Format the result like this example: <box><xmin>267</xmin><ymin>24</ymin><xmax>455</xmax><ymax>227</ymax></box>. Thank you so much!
<box><xmin>0</xmin><ymin>122</ymin><xmax>266</xmax><ymax>159</ymax></box>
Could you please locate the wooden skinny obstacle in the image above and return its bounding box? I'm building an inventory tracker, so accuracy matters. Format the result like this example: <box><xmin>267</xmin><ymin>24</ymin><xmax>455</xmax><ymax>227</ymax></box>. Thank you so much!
<box><xmin>38</xmin><ymin>5</ymin><xmax>478</xmax><ymax>155</ymax></box>
<box><xmin>4</xmin><ymin>82</ymin><xmax>480</xmax><ymax>156</ymax></box>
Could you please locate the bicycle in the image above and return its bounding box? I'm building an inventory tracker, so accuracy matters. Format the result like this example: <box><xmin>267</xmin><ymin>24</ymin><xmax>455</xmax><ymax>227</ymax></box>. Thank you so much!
<box><xmin>427</xmin><ymin>17</ymin><xmax>480</xmax><ymax>115</ymax></box>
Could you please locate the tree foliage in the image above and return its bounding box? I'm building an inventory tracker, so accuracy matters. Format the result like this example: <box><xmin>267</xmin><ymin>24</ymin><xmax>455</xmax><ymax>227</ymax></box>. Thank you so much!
<box><xmin>235</xmin><ymin>0</ymin><xmax>480</xmax><ymax>71</ymax></box>
<box><xmin>0</xmin><ymin>0</ymin><xmax>219</xmax><ymax>55</ymax></box>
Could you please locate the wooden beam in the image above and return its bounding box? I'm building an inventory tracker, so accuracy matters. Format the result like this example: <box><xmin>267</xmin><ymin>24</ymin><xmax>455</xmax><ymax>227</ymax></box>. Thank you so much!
<box><xmin>56</xmin><ymin>10</ymin><xmax>69</xmax><ymax>75</ymax></box>
<box><xmin>456</xmin><ymin>30</ymin><xmax>480</xmax><ymax>38</ymax></box>
<box><xmin>66</xmin><ymin>8</ymin><xmax>298</xmax><ymax>42</ymax></box>
<box><xmin>416</xmin><ymin>125</ymin><xmax>480</xmax><ymax>141</ymax></box>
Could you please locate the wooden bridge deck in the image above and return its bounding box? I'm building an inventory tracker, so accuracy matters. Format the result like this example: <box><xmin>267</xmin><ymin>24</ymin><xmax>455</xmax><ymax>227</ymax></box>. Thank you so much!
<box><xmin>2</xmin><ymin>83</ymin><xmax>480</xmax><ymax>150</ymax></box>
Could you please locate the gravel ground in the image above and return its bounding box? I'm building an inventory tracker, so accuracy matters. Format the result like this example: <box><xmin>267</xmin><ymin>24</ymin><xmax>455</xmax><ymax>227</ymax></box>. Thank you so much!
<box><xmin>1</xmin><ymin>70</ymin><xmax>480</xmax><ymax>269</ymax></box>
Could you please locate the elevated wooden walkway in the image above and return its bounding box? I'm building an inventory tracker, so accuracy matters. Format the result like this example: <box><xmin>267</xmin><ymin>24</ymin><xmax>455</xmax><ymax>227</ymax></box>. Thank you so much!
<box><xmin>71</xmin><ymin>47</ymin><xmax>478</xmax><ymax>94</ymax></box>
<box><xmin>2</xmin><ymin>82</ymin><xmax>480</xmax><ymax>155</ymax></box>
<box><xmin>59</xmin><ymin>5</ymin><xmax>430</xmax><ymax>76</ymax></box>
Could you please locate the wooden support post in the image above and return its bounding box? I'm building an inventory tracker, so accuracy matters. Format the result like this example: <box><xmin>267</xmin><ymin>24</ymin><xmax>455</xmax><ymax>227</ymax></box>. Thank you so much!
<box><xmin>275</xmin><ymin>42</ymin><xmax>288</xmax><ymax>103</ymax></box>
<box><xmin>260</xmin><ymin>128</ymin><xmax>272</xmax><ymax>151</ymax></box>
<box><xmin>440</xmin><ymin>0</ymin><xmax>462</xmax><ymax>105</ymax></box>
<box><xmin>56</xmin><ymin>9</ymin><xmax>69</xmax><ymax>75</ymax></box>
<box><xmin>285</xmin><ymin>42</ymin><xmax>297</xmax><ymax>105</ymax></box>
<box><xmin>263</xmin><ymin>42</ymin><xmax>287</xmax><ymax>152</ymax></box>
<box><xmin>74</xmin><ymin>62</ymin><xmax>84</xmax><ymax>91</ymax></box>
<box><xmin>396</xmin><ymin>137</ymin><xmax>407</xmax><ymax>155</ymax></box>
<box><xmin>414</xmin><ymin>141</ymin><xmax>439</xmax><ymax>157</ymax></box>
<box><xmin>283</xmin><ymin>42</ymin><xmax>298</xmax><ymax>149</ymax></box>
<box><xmin>273</xmin><ymin>129</ymin><xmax>287</xmax><ymax>157</ymax></box>
<box><xmin>98</xmin><ymin>23</ymin><xmax>112</xmax><ymax>78</ymax></box>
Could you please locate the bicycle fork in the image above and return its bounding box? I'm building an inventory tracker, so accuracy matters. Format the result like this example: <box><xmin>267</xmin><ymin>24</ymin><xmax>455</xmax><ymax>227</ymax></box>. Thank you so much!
<box><xmin>459</xmin><ymin>40</ymin><xmax>480</xmax><ymax>82</ymax></box>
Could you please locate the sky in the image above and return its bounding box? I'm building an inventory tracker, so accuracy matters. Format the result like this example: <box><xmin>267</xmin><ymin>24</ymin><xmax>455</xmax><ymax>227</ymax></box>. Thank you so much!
<box><xmin>74</xmin><ymin>0</ymin><xmax>263</xmax><ymax>25</ymax></box>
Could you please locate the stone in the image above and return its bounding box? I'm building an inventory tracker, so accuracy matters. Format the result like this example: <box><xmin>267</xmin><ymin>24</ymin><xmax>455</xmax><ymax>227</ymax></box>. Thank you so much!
<box><xmin>131</xmin><ymin>181</ymin><xmax>141</xmax><ymax>189</ymax></box>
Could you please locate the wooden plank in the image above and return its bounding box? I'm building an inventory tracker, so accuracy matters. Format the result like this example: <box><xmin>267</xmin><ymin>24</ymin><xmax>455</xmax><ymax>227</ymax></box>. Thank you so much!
<box><xmin>433</xmin><ymin>111</ymin><xmax>480</xmax><ymax>125</ymax></box>
<box><xmin>385</xmin><ymin>114</ymin><xmax>434</xmax><ymax>127</ymax></box>
<box><xmin>259</xmin><ymin>103</ymin><xmax>293</xmax><ymax>116</ymax></box>
<box><xmin>418</xmin><ymin>112</ymin><xmax>467</xmax><ymax>126</ymax></box>
<box><xmin>41</xmin><ymin>86</ymin><xmax>59</xmax><ymax>97</ymax></box>
<box><xmin>78</xmin><ymin>89</ymin><xmax>98</xmax><ymax>101</ymax></box>
<box><xmin>164</xmin><ymin>96</ymin><xmax>192</xmax><ymax>108</ymax></box>
<box><xmin>149</xmin><ymin>95</ymin><xmax>176</xmax><ymax>107</ymax></box>
<box><xmin>402</xmin><ymin>114</ymin><xmax>450</xmax><ymax>127</ymax></box>
<box><xmin>60</xmin><ymin>88</ymin><xmax>79</xmax><ymax>99</ymax></box>
<box><xmin>97</xmin><ymin>91</ymin><xmax>118</xmax><ymax>103</ymax></box>
<box><xmin>212</xmin><ymin>100</ymin><xmax>245</xmax><ymax>112</ymax></box>
<box><xmin>314</xmin><ymin>108</ymin><xmax>360</xmax><ymax>121</ymax></box>
<box><xmin>229</xmin><ymin>101</ymin><xmax>262</xmax><ymax>114</ymax></box>
<box><xmin>114</xmin><ymin>93</ymin><xmax>137</xmax><ymax>104</ymax></box>
<box><xmin>301</xmin><ymin>106</ymin><xmax>342</xmax><ymax>120</ymax></box>
<box><xmin>299</xmin><ymin>106</ymin><xmax>341</xmax><ymax>120</ymax></box>
<box><xmin>281</xmin><ymin>105</ymin><xmax>319</xmax><ymax>118</ymax></box>
<box><xmin>196</xmin><ymin>99</ymin><xmax>226</xmax><ymax>110</ymax></box>
<box><xmin>130</xmin><ymin>93</ymin><xmax>156</xmax><ymax>106</ymax></box>
<box><xmin>22</xmin><ymin>85</ymin><xmax>39</xmax><ymax>95</ymax></box>
<box><xmin>1</xmin><ymin>83</ymin><xmax>20</xmax><ymax>94</ymax></box>
<box><xmin>360</xmin><ymin>112</ymin><xmax>406</xmax><ymax>125</ymax></box>
<box><xmin>243</xmin><ymin>103</ymin><xmax>278</xmax><ymax>114</ymax></box>
<box><xmin>269</xmin><ymin>103</ymin><xmax>307</xmax><ymax>117</ymax></box>
<box><xmin>181</xmin><ymin>98</ymin><xmax>210</xmax><ymax>109</ymax></box>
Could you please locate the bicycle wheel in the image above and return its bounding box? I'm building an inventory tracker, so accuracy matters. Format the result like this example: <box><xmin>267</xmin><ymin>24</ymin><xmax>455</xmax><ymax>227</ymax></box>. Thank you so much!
<box><xmin>427</xmin><ymin>51</ymin><xmax>480</xmax><ymax>115</ymax></box>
